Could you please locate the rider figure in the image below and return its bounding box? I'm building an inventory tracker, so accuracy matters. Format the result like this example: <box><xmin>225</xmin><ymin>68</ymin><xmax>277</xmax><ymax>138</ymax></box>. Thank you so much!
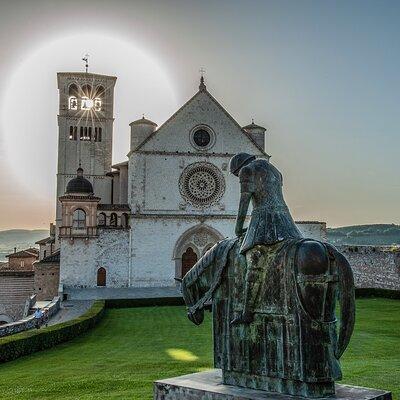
<box><xmin>229</xmin><ymin>153</ymin><xmax>302</xmax><ymax>324</ymax></box>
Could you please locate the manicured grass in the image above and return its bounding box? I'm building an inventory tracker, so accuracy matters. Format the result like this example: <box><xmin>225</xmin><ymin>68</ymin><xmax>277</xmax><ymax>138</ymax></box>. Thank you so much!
<box><xmin>0</xmin><ymin>299</ymin><xmax>398</xmax><ymax>399</ymax></box>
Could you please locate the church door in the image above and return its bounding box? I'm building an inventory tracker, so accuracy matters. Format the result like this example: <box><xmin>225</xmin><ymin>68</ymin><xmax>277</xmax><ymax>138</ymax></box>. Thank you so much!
<box><xmin>181</xmin><ymin>247</ymin><xmax>198</xmax><ymax>278</ymax></box>
<box><xmin>97</xmin><ymin>267</ymin><xmax>106</xmax><ymax>287</ymax></box>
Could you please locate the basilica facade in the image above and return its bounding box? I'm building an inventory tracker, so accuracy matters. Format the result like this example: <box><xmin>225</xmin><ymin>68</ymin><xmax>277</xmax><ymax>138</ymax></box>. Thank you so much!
<box><xmin>49</xmin><ymin>71</ymin><xmax>325</xmax><ymax>298</ymax></box>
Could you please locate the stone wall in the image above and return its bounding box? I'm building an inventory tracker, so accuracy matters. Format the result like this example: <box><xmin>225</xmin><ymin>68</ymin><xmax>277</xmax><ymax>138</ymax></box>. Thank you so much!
<box><xmin>0</xmin><ymin>297</ymin><xmax>60</xmax><ymax>338</ymax></box>
<box><xmin>338</xmin><ymin>245</ymin><xmax>400</xmax><ymax>290</ymax></box>
<box><xmin>0</xmin><ymin>271</ymin><xmax>34</xmax><ymax>322</ymax></box>
<box><xmin>34</xmin><ymin>263</ymin><xmax>60</xmax><ymax>301</ymax></box>
<box><xmin>130</xmin><ymin>217</ymin><xmax>233</xmax><ymax>287</ymax></box>
<box><xmin>60</xmin><ymin>228</ymin><xmax>130</xmax><ymax>289</ymax></box>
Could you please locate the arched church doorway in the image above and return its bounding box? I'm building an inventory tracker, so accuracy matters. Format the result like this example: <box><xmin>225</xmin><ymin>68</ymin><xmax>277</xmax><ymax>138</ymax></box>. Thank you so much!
<box><xmin>173</xmin><ymin>224</ymin><xmax>224</xmax><ymax>280</ymax></box>
<box><xmin>181</xmin><ymin>247</ymin><xmax>198</xmax><ymax>277</ymax></box>
<box><xmin>97</xmin><ymin>267</ymin><xmax>106</xmax><ymax>287</ymax></box>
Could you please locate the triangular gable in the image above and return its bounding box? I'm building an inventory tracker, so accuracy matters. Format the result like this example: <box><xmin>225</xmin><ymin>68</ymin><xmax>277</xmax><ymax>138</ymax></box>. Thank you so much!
<box><xmin>134</xmin><ymin>87</ymin><xmax>269</xmax><ymax>156</ymax></box>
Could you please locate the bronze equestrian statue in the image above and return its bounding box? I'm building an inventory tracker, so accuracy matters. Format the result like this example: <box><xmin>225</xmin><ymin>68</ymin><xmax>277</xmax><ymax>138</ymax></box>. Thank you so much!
<box><xmin>181</xmin><ymin>153</ymin><xmax>355</xmax><ymax>398</ymax></box>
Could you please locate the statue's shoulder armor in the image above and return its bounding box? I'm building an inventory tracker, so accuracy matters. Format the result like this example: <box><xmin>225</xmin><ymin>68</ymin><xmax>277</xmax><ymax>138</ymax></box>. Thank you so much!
<box><xmin>296</xmin><ymin>239</ymin><xmax>329</xmax><ymax>276</ymax></box>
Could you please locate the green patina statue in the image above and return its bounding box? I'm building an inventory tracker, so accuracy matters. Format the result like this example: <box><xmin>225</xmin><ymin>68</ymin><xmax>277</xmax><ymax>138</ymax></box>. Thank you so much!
<box><xmin>182</xmin><ymin>153</ymin><xmax>356</xmax><ymax>398</ymax></box>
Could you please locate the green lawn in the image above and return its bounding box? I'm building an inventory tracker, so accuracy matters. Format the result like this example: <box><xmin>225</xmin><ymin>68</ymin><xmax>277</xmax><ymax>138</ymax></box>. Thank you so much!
<box><xmin>0</xmin><ymin>298</ymin><xmax>399</xmax><ymax>400</ymax></box>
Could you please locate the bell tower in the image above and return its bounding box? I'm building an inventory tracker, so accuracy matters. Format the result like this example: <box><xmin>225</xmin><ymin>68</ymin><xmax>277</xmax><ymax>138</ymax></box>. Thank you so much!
<box><xmin>55</xmin><ymin>71</ymin><xmax>117</xmax><ymax>239</ymax></box>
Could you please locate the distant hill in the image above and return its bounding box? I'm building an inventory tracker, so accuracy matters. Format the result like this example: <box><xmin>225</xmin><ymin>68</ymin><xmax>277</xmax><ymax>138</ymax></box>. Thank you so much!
<box><xmin>327</xmin><ymin>224</ymin><xmax>400</xmax><ymax>246</ymax></box>
<box><xmin>0</xmin><ymin>229</ymin><xmax>49</xmax><ymax>262</ymax></box>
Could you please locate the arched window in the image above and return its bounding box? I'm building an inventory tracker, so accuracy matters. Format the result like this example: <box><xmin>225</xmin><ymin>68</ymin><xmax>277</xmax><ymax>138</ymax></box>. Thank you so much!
<box><xmin>97</xmin><ymin>213</ymin><xmax>106</xmax><ymax>226</ymax></box>
<box><xmin>69</xmin><ymin>96</ymin><xmax>78</xmax><ymax>110</ymax></box>
<box><xmin>181</xmin><ymin>247</ymin><xmax>198</xmax><ymax>278</ymax></box>
<box><xmin>94</xmin><ymin>86</ymin><xmax>104</xmax><ymax>111</ymax></box>
<box><xmin>73</xmin><ymin>209</ymin><xmax>86</xmax><ymax>229</ymax></box>
<box><xmin>98</xmin><ymin>213</ymin><xmax>106</xmax><ymax>226</ymax></box>
<box><xmin>69</xmin><ymin>84</ymin><xmax>79</xmax><ymax>97</ymax></box>
<box><xmin>94</xmin><ymin>127</ymin><xmax>102</xmax><ymax>142</ymax></box>
<box><xmin>121</xmin><ymin>213</ymin><xmax>129</xmax><ymax>228</ymax></box>
<box><xmin>97</xmin><ymin>267</ymin><xmax>106</xmax><ymax>287</ymax></box>
<box><xmin>94</xmin><ymin>98</ymin><xmax>102</xmax><ymax>111</ymax></box>
<box><xmin>81</xmin><ymin>84</ymin><xmax>92</xmax><ymax>97</ymax></box>
<box><xmin>80</xmin><ymin>126</ymin><xmax>84</xmax><ymax>140</ymax></box>
<box><xmin>110</xmin><ymin>213</ymin><xmax>118</xmax><ymax>227</ymax></box>
<box><xmin>95</xmin><ymin>85</ymin><xmax>105</xmax><ymax>97</ymax></box>
<box><xmin>68</xmin><ymin>84</ymin><xmax>79</xmax><ymax>111</ymax></box>
<box><xmin>69</xmin><ymin>126</ymin><xmax>77</xmax><ymax>140</ymax></box>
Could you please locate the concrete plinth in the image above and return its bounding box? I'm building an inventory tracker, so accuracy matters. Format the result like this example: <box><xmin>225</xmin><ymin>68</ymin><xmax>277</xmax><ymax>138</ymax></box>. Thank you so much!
<box><xmin>154</xmin><ymin>369</ymin><xmax>392</xmax><ymax>400</ymax></box>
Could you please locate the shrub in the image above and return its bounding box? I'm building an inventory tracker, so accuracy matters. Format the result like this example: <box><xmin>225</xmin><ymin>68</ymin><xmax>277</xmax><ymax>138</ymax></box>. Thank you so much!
<box><xmin>105</xmin><ymin>297</ymin><xmax>184</xmax><ymax>309</ymax></box>
<box><xmin>0</xmin><ymin>300</ymin><xmax>105</xmax><ymax>363</ymax></box>
<box><xmin>355</xmin><ymin>288</ymin><xmax>400</xmax><ymax>300</ymax></box>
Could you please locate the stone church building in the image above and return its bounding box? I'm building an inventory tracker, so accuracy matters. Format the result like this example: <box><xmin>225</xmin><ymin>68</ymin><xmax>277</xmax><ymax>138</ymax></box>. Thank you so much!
<box><xmin>48</xmin><ymin>71</ymin><xmax>324</xmax><ymax>299</ymax></box>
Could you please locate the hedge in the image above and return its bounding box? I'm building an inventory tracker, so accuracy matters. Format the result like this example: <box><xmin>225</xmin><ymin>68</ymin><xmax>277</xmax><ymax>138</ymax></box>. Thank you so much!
<box><xmin>355</xmin><ymin>288</ymin><xmax>400</xmax><ymax>300</ymax></box>
<box><xmin>0</xmin><ymin>300</ymin><xmax>105</xmax><ymax>363</ymax></box>
<box><xmin>105</xmin><ymin>290</ymin><xmax>400</xmax><ymax>309</ymax></box>
<box><xmin>105</xmin><ymin>296</ymin><xmax>184</xmax><ymax>309</ymax></box>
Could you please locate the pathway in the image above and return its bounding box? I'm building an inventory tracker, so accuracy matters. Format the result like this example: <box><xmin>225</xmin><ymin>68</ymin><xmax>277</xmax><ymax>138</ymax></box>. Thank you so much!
<box><xmin>48</xmin><ymin>300</ymin><xmax>93</xmax><ymax>326</ymax></box>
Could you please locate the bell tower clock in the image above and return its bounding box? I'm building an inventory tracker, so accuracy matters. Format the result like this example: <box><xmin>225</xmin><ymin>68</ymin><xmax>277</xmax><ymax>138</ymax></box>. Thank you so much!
<box><xmin>55</xmin><ymin>71</ymin><xmax>117</xmax><ymax>241</ymax></box>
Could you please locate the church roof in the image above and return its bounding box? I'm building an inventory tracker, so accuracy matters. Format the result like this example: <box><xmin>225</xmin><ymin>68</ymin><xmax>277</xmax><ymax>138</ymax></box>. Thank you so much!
<box><xmin>35</xmin><ymin>236</ymin><xmax>55</xmax><ymax>245</ymax></box>
<box><xmin>57</xmin><ymin>72</ymin><xmax>117</xmax><ymax>81</ymax></box>
<box><xmin>133</xmin><ymin>80</ymin><xmax>270</xmax><ymax>157</ymax></box>
<box><xmin>6</xmin><ymin>248</ymin><xmax>39</xmax><ymax>258</ymax></box>
<box><xmin>66</xmin><ymin>168</ymin><xmax>94</xmax><ymax>195</ymax></box>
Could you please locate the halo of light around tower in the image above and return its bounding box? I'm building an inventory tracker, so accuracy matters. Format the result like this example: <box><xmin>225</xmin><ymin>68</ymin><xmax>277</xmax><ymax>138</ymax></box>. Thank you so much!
<box><xmin>0</xmin><ymin>32</ymin><xmax>178</xmax><ymax>199</ymax></box>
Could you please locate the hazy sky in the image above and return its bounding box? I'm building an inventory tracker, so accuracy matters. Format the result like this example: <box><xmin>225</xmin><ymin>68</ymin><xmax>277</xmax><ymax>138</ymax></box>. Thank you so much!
<box><xmin>0</xmin><ymin>0</ymin><xmax>399</xmax><ymax>230</ymax></box>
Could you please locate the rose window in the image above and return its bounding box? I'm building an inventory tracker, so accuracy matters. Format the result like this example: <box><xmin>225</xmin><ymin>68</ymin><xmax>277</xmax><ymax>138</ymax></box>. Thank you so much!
<box><xmin>179</xmin><ymin>162</ymin><xmax>225</xmax><ymax>207</ymax></box>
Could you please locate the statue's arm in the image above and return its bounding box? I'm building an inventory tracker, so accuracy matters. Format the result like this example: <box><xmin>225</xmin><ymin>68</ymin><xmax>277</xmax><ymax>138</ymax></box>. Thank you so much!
<box><xmin>235</xmin><ymin>167</ymin><xmax>253</xmax><ymax>237</ymax></box>
<box><xmin>235</xmin><ymin>193</ymin><xmax>251</xmax><ymax>236</ymax></box>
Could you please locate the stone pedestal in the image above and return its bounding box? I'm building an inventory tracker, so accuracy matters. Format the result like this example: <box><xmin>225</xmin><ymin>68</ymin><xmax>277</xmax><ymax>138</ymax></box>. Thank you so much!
<box><xmin>154</xmin><ymin>369</ymin><xmax>392</xmax><ymax>400</ymax></box>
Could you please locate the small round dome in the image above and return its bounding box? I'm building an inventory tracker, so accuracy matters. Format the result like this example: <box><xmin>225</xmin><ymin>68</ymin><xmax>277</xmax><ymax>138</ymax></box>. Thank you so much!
<box><xmin>242</xmin><ymin>120</ymin><xmax>266</xmax><ymax>132</ymax></box>
<box><xmin>129</xmin><ymin>116</ymin><xmax>157</xmax><ymax>127</ymax></box>
<box><xmin>66</xmin><ymin>168</ymin><xmax>93</xmax><ymax>194</ymax></box>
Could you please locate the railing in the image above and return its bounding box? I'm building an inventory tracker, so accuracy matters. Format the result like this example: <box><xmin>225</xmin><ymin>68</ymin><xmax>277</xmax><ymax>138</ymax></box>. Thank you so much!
<box><xmin>0</xmin><ymin>297</ymin><xmax>61</xmax><ymax>338</ymax></box>
<box><xmin>59</xmin><ymin>226</ymin><xmax>98</xmax><ymax>238</ymax></box>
